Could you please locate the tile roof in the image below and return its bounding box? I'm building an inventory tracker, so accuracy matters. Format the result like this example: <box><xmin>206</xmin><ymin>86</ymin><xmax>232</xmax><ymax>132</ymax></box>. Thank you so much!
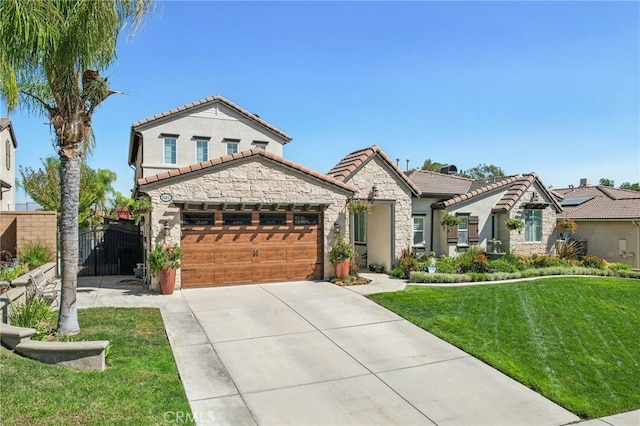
<box><xmin>137</xmin><ymin>148</ymin><xmax>356</xmax><ymax>193</ymax></box>
<box><xmin>554</xmin><ymin>186</ymin><xmax>640</xmax><ymax>220</ymax></box>
<box><xmin>0</xmin><ymin>117</ymin><xmax>18</xmax><ymax>147</ymax></box>
<box><xmin>432</xmin><ymin>173</ymin><xmax>562</xmax><ymax>213</ymax></box>
<box><xmin>131</xmin><ymin>94</ymin><xmax>292</xmax><ymax>142</ymax></box>
<box><xmin>326</xmin><ymin>145</ymin><xmax>421</xmax><ymax>196</ymax></box>
<box><xmin>405</xmin><ymin>169</ymin><xmax>472</xmax><ymax>196</ymax></box>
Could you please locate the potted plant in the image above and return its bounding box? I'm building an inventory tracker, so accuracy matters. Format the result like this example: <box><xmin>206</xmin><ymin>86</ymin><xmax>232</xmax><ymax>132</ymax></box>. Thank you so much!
<box><xmin>347</xmin><ymin>200</ymin><xmax>372</xmax><ymax>215</ymax></box>
<box><xmin>130</xmin><ymin>197</ymin><xmax>153</xmax><ymax>225</ymax></box>
<box><xmin>440</xmin><ymin>214</ymin><xmax>462</xmax><ymax>229</ymax></box>
<box><xmin>506</xmin><ymin>218</ymin><xmax>525</xmax><ymax>233</ymax></box>
<box><xmin>329</xmin><ymin>235</ymin><xmax>355</xmax><ymax>279</ymax></box>
<box><xmin>148</xmin><ymin>244</ymin><xmax>183</xmax><ymax>295</ymax></box>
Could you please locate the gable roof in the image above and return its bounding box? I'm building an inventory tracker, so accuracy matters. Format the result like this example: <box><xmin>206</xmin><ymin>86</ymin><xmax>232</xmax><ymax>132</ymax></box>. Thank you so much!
<box><xmin>326</xmin><ymin>145</ymin><xmax>421</xmax><ymax>196</ymax></box>
<box><xmin>554</xmin><ymin>185</ymin><xmax>640</xmax><ymax>220</ymax></box>
<box><xmin>405</xmin><ymin>169</ymin><xmax>472</xmax><ymax>197</ymax></box>
<box><xmin>137</xmin><ymin>148</ymin><xmax>355</xmax><ymax>194</ymax></box>
<box><xmin>131</xmin><ymin>94</ymin><xmax>292</xmax><ymax>142</ymax></box>
<box><xmin>0</xmin><ymin>117</ymin><xmax>18</xmax><ymax>147</ymax></box>
<box><xmin>433</xmin><ymin>173</ymin><xmax>562</xmax><ymax>213</ymax></box>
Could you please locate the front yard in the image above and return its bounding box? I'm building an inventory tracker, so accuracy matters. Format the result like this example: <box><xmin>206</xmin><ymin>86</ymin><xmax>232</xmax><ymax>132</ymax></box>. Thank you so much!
<box><xmin>368</xmin><ymin>277</ymin><xmax>640</xmax><ymax>419</ymax></box>
<box><xmin>0</xmin><ymin>308</ymin><xmax>193</xmax><ymax>425</ymax></box>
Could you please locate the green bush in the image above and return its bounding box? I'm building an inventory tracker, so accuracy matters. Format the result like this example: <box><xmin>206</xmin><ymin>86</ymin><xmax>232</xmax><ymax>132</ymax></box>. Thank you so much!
<box><xmin>389</xmin><ymin>266</ymin><xmax>406</xmax><ymax>278</ymax></box>
<box><xmin>456</xmin><ymin>247</ymin><xmax>489</xmax><ymax>273</ymax></box>
<box><xmin>435</xmin><ymin>256</ymin><xmax>457</xmax><ymax>274</ymax></box>
<box><xmin>19</xmin><ymin>241</ymin><xmax>53</xmax><ymax>268</ymax></box>
<box><xmin>410</xmin><ymin>271</ymin><xmax>470</xmax><ymax>283</ymax></box>
<box><xmin>582</xmin><ymin>255</ymin><xmax>607</xmax><ymax>270</ymax></box>
<box><xmin>487</xmin><ymin>259</ymin><xmax>518</xmax><ymax>273</ymax></box>
<box><xmin>9</xmin><ymin>298</ymin><xmax>57</xmax><ymax>340</ymax></box>
<box><xmin>608</xmin><ymin>262</ymin><xmax>632</xmax><ymax>271</ymax></box>
<box><xmin>502</xmin><ymin>252</ymin><xmax>528</xmax><ymax>271</ymax></box>
<box><xmin>0</xmin><ymin>263</ymin><xmax>28</xmax><ymax>282</ymax></box>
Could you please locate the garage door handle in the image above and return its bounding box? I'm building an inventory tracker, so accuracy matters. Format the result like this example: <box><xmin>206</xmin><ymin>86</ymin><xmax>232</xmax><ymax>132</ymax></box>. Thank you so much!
<box><xmin>253</xmin><ymin>249</ymin><xmax>258</xmax><ymax>257</ymax></box>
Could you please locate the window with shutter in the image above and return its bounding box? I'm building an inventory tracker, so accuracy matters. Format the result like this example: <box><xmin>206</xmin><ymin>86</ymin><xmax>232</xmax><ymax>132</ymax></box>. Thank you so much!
<box><xmin>447</xmin><ymin>224</ymin><xmax>458</xmax><ymax>244</ymax></box>
<box><xmin>469</xmin><ymin>215</ymin><xmax>479</xmax><ymax>244</ymax></box>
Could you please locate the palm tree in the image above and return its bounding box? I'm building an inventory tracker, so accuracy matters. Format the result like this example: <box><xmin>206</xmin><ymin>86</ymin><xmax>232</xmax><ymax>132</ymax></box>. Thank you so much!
<box><xmin>0</xmin><ymin>0</ymin><xmax>152</xmax><ymax>335</ymax></box>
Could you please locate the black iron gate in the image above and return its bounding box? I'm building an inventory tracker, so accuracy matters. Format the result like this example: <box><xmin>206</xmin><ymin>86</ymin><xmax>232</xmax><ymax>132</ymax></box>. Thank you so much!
<box><xmin>78</xmin><ymin>223</ymin><xmax>143</xmax><ymax>276</ymax></box>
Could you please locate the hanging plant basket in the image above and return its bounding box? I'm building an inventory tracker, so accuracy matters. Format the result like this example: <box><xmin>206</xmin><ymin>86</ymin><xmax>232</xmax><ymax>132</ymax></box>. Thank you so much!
<box><xmin>506</xmin><ymin>218</ymin><xmax>525</xmax><ymax>233</ymax></box>
<box><xmin>440</xmin><ymin>214</ymin><xmax>462</xmax><ymax>228</ymax></box>
<box><xmin>347</xmin><ymin>200</ymin><xmax>372</xmax><ymax>215</ymax></box>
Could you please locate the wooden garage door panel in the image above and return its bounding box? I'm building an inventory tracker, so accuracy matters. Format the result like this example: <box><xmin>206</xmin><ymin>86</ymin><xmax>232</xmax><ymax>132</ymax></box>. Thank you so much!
<box><xmin>181</xmin><ymin>219</ymin><xmax>322</xmax><ymax>288</ymax></box>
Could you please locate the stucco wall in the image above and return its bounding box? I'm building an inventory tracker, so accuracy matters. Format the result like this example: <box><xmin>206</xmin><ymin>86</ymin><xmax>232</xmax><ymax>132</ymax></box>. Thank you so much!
<box><xmin>136</xmin><ymin>103</ymin><xmax>288</xmax><ymax>179</ymax></box>
<box><xmin>345</xmin><ymin>156</ymin><xmax>414</xmax><ymax>267</ymax></box>
<box><xmin>0</xmin><ymin>126</ymin><xmax>16</xmax><ymax>211</ymax></box>
<box><xmin>572</xmin><ymin>221</ymin><xmax>639</xmax><ymax>268</ymax></box>
<box><xmin>0</xmin><ymin>211</ymin><xmax>57</xmax><ymax>258</ymax></box>
<box><xmin>141</xmin><ymin>158</ymin><xmax>350</xmax><ymax>289</ymax></box>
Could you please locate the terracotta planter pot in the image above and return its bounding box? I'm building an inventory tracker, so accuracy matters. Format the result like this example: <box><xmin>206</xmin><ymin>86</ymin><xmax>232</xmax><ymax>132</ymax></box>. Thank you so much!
<box><xmin>157</xmin><ymin>269</ymin><xmax>176</xmax><ymax>295</ymax></box>
<box><xmin>334</xmin><ymin>260</ymin><xmax>350</xmax><ymax>279</ymax></box>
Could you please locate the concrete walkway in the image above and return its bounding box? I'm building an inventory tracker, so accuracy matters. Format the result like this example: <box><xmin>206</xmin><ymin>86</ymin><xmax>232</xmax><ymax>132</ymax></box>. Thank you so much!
<box><xmin>76</xmin><ymin>275</ymin><xmax>637</xmax><ymax>426</ymax></box>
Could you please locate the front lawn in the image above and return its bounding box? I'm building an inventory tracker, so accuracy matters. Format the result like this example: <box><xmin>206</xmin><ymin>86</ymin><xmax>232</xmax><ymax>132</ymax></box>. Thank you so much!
<box><xmin>368</xmin><ymin>277</ymin><xmax>640</xmax><ymax>419</ymax></box>
<box><xmin>0</xmin><ymin>308</ymin><xmax>193</xmax><ymax>425</ymax></box>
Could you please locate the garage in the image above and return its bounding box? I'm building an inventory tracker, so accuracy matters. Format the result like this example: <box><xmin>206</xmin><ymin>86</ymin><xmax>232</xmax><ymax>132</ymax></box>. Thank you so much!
<box><xmin>179</xmin><ymin>209</ymin><xmax>324</xmax><ymax>288</ymax></box>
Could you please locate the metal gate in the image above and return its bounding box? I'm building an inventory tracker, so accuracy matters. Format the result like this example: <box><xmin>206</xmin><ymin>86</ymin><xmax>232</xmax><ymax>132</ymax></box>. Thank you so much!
<box><xmin>78</xmin><ymin>223</ymin><xmax>143</xmax><ymax>276</ymax></box>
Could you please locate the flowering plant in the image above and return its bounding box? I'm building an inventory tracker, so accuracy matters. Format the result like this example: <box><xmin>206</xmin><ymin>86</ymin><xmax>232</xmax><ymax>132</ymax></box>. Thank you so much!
<box><xmin>347</xmin><ymin>200</ymin><xmax>372</xmax><ymax>215</ymax></box>
<box><xmin>557</xmin><ymin>220</ymin><xmax>578</xmax><ymax>233</ymax></box>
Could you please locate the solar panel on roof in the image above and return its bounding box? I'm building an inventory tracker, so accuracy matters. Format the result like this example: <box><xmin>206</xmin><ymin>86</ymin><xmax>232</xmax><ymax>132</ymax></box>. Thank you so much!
<box><xmin>561</xmin><ymin>195</ymin><xmax>595</xmax><ymax>206</ymax></box>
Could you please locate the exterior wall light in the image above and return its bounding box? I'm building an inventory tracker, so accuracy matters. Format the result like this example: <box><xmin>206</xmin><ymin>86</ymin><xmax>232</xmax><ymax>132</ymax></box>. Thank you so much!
<box><xmin>333</xmin><ymin>222</ymin><xmax>341</xmax><ymax>233</ymax></box>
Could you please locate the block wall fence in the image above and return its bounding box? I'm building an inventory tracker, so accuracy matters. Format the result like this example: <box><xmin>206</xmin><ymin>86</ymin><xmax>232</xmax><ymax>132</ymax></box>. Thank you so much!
<box><xmin>0</xmin><ymin>211</ymin><xmax>57</xmax><ymax>258</ymax></box>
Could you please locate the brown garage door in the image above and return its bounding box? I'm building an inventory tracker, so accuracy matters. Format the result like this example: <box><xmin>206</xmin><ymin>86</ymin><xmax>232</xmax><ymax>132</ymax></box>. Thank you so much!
<box><xmin>180</xmin><ymin>211</ymin><xmax>323</xmax><ymax>288</ymax></box>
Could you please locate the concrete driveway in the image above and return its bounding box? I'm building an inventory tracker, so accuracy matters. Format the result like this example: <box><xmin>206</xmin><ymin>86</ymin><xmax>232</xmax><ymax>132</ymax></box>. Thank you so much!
<box><xmin>78</xmin><ymin>276</ymin><xmax>584</xmax><ymax>425</ymax></box>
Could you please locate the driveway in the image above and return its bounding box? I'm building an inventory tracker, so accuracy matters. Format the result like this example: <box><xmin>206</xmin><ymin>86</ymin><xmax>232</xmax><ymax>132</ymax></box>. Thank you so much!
<box><xmin>79</xmin><ymin>276</ymin><xmax>582</xmax><ymax>425</ymax></box>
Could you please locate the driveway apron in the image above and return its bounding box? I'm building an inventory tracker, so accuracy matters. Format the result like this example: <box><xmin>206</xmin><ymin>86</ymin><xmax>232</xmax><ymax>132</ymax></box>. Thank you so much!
<box><xmin>164</xmin><ymin>281</ymin><xmax>580</xmax><ymax>426</ymax></box>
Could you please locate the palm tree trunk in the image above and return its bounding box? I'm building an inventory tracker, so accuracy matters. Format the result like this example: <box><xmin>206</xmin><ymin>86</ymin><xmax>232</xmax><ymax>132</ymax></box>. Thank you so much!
<box><xmin>57</xmin><ymin>153</ymin><xmax>81</xmax><ymax>336</ymax></box>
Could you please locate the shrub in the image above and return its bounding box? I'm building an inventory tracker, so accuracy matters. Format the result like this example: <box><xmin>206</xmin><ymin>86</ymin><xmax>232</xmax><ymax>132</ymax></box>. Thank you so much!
<box><xmin>608</xmin><ymin>262</ymin><xmax>632</xmax><ymax>271</ymax></box>
<box><xmin>555</xmin><ymin>239</ymin><xmax>582</xmax><ymax>260</ymax></box>
<box><xmin>9</xmin><ymin>298</ymin><xmax>57</xmax><ymax>340</ymax></box>
<box><xmin>502</xmin><ymin>252</ymin><xmax>527</xmax><ymax>271</ymax></box>
<box><xmin>582</xmin><ymin>255</ymin><xmax>606</xmax><ymax>270</ymax></box>
<box><xmin>389</xmin><ymin>266</ymin><xmax>405</xmax><ymax>278</ymax></box>
<box><xmin>487</xmin><ymin>259</ymin><xmax>517</xmax><ymax>273</ymax></box>
<box><xmin>19</xmin><ymin>241</ymin><xmax>53</xmax><ymax>268</ymax></box>
<box><xmin>435</xmin><ymin>256</ymin><xmax>457</xmax><ymax>274</ymax></box>
<box><xmin>456</xmin><ymin>247</ymin><xmax>489</xmax><ymax>273</ymax></box>
<box><xmin>0</xmin><ymin>263</ymin><xmax>28</xmax><ymax>282</ymax></box>
<box><xmin>410</xmin><ymin>271</ymin><xmax>470</xmax><ymax>283</ymax></box>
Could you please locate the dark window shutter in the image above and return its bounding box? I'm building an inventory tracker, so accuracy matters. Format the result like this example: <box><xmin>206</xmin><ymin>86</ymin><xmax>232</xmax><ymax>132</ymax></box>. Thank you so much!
<box><xmin>469</xmin><ymin>215</ymin><xmax>479</xmax><ymax>244</ymax></box>
<box><xmin>447</xmin><ymin>224</ymin><xmax>458</xmax><ymax>244</ymax></box>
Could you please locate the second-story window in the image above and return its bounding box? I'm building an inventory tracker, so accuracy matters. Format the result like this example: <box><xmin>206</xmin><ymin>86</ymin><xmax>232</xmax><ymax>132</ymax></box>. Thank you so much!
<box><xmin>195</xmin><ymin>140</ymin><xmax>208</xmax><ymax>163</ymax></box>
<box><xmin>225</xmin><ymin>139</ymin><xmax>239</xmax><ymax>155</ymax></box>
<box><xmin>164</xmin><ymin>137</ymin><xmax>177</xmax><ymax>164</ymax></box>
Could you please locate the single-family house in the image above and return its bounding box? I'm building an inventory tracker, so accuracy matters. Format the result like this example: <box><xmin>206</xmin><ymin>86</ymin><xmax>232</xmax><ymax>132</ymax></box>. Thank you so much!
<box><xmin>130</xmin><ymin>94</ymin><xmax>562</xmax><ymax>290</ymax></box>
<box><xmin>407</xmin><ymin>169</ymin><xmax>562</xmax><ymax>257</ymax></box>
<box><xmin>0</xmin><ymin>117</ymin><xmax>17</xmax><ymax>211</ymax></box>
<box><xmin>554</xmin><ymin>181</ymin><xmax>640</xmax><ymax>269</ymax></box>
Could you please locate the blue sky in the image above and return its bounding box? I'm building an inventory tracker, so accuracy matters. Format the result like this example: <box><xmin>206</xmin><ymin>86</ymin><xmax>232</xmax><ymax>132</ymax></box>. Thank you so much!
<box><xmin>7</xmin><ymin>1</ymin><xmax>640</xmax><ymax>204</ymax></box>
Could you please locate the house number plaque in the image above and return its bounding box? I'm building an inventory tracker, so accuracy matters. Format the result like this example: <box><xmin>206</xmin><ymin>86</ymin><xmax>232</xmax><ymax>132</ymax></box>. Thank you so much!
<box><xmin>159</xmin><ymin>193</ymin><xmax>172</xmax><ymax>202</ymax></box>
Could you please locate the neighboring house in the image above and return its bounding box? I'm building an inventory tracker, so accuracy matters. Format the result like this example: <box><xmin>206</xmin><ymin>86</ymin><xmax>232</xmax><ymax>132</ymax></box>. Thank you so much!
<box><xmin>128</xmin><ymin>95</ymin><xmax>292</xmax><ymax>182</ymax></box>
<box><xmin>407</xmin><ymin>170</ymin><xmax>562</xmax><ymax>257</ymax></box>
<box><xmin>0</xmin><ymin>117</ymin><xmax>17</xmax><ymax>211</ymax></box>
<box><xmin>554</xmin><ymin>182</ymin><xmax>640</xmax><ymax>269</ymax></box>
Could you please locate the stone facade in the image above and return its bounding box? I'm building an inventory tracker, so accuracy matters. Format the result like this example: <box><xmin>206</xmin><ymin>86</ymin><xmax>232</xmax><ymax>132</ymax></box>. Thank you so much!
<box><xmin>342</xmin><ymin>156</ymin><xmax>414</xmax><ymax>269</ymax></box>
<box><xmin>141</xmin><ymin>157</ymin><xmax>351</xmax><ymax>289</ymax></box>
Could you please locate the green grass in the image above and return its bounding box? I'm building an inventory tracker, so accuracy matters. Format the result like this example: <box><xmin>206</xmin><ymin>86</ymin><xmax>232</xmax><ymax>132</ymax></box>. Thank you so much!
<box><xmin>368</xmin><ymin>277</ymin><xmax>640</xmax><ymax>419</ymax></box>
<box><xmin>0</xmin><ymin>308</ymin><xmax>193</xmax><ymax>425</ymax></box>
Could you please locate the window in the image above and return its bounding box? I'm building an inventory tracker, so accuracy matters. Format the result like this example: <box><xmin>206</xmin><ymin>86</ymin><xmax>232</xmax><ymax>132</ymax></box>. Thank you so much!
<box><xmin>294</xmin><ymin>214</ymin><xmax>319</xmax><ymax>225</ymax></box>
<box><xmin>413</xmin><ymin>217</ymin><xmax>425</xmax><ymax>246</ymax></box>
<box><xmin>183</xmin><ymin>213</ymin><xmax>214</xmax><ymax>225</ymax></box>
<box><xmin>164</xmin><ymin>138</ymin><xmax>177</xmax><ymax>164</ymax></box>
<box><xmin>195</xmin><ymin>140</ymin><xmax>208</xmax><ymax>163</ymax></box>
<box><xmin>354</xmin><ymin>212</ymin><xmax>366</xmax><ymax>244</ymax></box>
<box><xmin>225</xmin><ymin>139</ymin><xmax>239</xmax><ymax>155</ymax></box>
<box><xmin>259</xmin><ymin>213</ymin><xmax>286</xmax><ymax>225</ymax></box>
<box><xmin>525</xmin><ymin>210</ymin><xmax>542</xmax><ymax>242</ymax></box>
<box><xmin>223</xmin><ymin>213</ymin><xmax>252</xmax><ymax>225</ymax></box>
<box><xmin>457</xmin><ymin>215</ymin><xmax>469</xmax><ymax>246</ymax></box>
<box><xmin>252</xmin><ymin>141</ymin><xmax>268</xmax><ymax>150</ymax></box>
